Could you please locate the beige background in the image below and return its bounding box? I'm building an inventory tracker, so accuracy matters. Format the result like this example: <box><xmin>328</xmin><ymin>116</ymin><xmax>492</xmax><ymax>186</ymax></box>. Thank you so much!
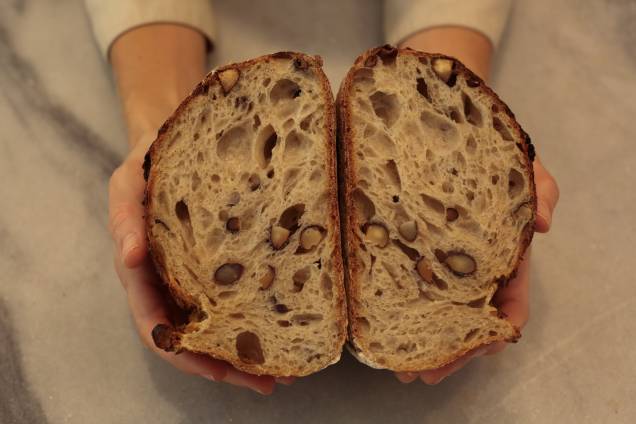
<box><xmin>1</xmin><ymin>0</ymin><xmax>634</xmax><ymax>423</ymax></box>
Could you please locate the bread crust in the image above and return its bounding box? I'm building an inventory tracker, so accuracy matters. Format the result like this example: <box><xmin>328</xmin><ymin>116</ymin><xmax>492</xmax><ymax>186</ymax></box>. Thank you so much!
<box><xmin>143</xmin><ymin>52</ymin><xmax>347</xmax><ymax>377</ymax></box>
<box><xmin>337</xmin><ymin>45</ymin><xmax>534</xmax><ymax>371</ymax></box>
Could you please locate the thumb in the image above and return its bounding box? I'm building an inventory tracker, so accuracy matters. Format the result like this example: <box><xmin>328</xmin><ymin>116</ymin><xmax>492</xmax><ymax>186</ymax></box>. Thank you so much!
<box><xmin>109</xmin><ymin>159</ymin><xmax>148</xmax><ymax>268</ymax></box>
<box><xmin>533</xmin><ymin>157</ymin><xmax>560</xmax><ymax>233</ymax></box>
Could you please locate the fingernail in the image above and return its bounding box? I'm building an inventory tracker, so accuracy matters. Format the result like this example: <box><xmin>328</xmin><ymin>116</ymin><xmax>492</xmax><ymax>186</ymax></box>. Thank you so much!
<box><xmin>121</xmin><ymin>233</ymin><xmax>137</xmax><ymax>258</ymax></box>
<box><xmin>203</xmin><ymin>374</ymin><xmax>220</xmax><ymax>382</ymax></box>
<box><xmin>203</xmin><ymin>369</ymin><xmax>227</xmax><ymax>382</ymax></box>
<box><xmin>255</xmin><ymin>387</ymin><xmax>272</xmax><ymax>396</ymax></box>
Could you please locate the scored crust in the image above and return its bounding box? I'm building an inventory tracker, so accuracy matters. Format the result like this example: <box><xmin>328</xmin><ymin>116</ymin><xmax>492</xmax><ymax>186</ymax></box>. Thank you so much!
<box><xmin>143</xmin><ymin>52</ymin><xmax>347</xmax><ymax>377</ymax></box>
<box><xmin>336</xmin><ymin>45</ymin><xmax>536</xmax><ymax>371</ymax></box>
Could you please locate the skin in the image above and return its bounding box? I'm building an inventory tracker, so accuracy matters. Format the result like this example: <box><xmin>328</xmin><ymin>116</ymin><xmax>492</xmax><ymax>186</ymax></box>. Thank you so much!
<box><xmin>107</xmin><ymin>23</ymin><xmax>559</xmax><ymax>393</ymax></box>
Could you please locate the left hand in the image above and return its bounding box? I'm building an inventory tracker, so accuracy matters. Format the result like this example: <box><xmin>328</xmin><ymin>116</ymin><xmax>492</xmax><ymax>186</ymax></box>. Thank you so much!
<box><xmin>395</xmin><ymin>158</ymin><xmax>559</xmax><ymax>384</ymax></box>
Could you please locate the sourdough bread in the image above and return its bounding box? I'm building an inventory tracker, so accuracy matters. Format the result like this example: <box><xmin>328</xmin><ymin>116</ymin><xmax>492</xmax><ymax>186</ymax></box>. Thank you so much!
<box><xmin>144</xmin><ymin>52</ymin><xmax>347</xmax><ymax>377</ymax></box>
<box><xmin>337</xmin><ymin>46</ymin><xmax>536</xmax><ymax>371</ymax></box>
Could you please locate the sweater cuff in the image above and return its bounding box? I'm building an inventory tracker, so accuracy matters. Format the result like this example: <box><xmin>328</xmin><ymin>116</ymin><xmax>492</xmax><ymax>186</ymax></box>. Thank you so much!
<box><xmin>84</xmin><ymin>0</ymin><xmax>215</xmax><ymax>60</ymax></box>
<box><xmin>384</xmin><ymin>0</ymin><xmax>512</xmax><ymax>49</ymax></box>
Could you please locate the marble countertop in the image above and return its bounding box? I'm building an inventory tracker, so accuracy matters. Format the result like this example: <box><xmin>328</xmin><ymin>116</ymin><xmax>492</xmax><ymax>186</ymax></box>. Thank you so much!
<box><xmin>1</xmin><ymin>0</ymin><xmax>635</xmax><ymax>423</ymax></box>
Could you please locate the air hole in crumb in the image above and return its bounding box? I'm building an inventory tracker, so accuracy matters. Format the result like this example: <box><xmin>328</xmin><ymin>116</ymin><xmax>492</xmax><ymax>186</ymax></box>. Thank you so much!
<box><xmin>274</xmin><ymin>304</ymin><xmax>290</xmax><ymax>313</ymax></box>
<box><xmin>466</xmin><ymin>191</ymin><xmax>475</xmax><ymax>202</ymax></box>
<box><xmin>462</xmin><ymin>92</ymin><xmax>483</xmax><ymax>126</ymax></box>
<box><xmin>270</xmin><ymin>79</ymin><xmax>301</xmax><ymax>103</ymax></box>
<box><xmin>191</xmin><ymin>172</ymin><xmax>201</xmax><ymax>191</ymax></box>
<box><xmin>421</xmin><ymin>193</ymin><xmax>445</xmax><ymax>214</ymax></box>
<box><xmin>383</xmin><ymin>159</ymin><xmax>402</xmax><ymax>190</ymax></box>
<box><xmin>442</xmin><ymin>181</ymin><xmax>454</xmax><ymax>193</ymax></box>
<box><xmin>279</xmin><ymin>203</ymin><xmax>305</xmax><ymax>233</ymax></box>
<box><xmin>248</xmin><ymin>174</ymin><xmax>261</xmax><ymax>191</ymax></box>
<box><xmin>491</xmin><ymin>175</ymin><xmax>499</xmax><ymax>185</ymax></box>
<box><xmin>374</xmin><ymin>289</ymin><xmax>383</xmax><ymax>297</ymax></box>
<box><xmin>292</xmin><ymin>266</ymin><xmax>311</xmax><ymax>292</ymax></box>
<box><xmin>219</xmin><ymin>291</ymin><xmax>238</xmax><ymax>299</ymax></box>
<box><xmin>196</xmin><ymin>152</ymin><xmax>205</xmax><ymax>164</ymax></box>
<box><xmin>466</xmin><ymin>135</ymin><xmax>477</xmax><ymax>154</ymax></box>
<box><xmin>352</xmin><ymin>188</ymin><xmax>376</xmax><ymax>221</ymax></box>
<box><xmin>464</xmin><ymin>329</ymin><xmax>479</xmax><ymax>342</ymax></box>
<box><xmin>277</xmin><ymin>320</ymin><xmax>291</xmax><ymax>327</ymax></box>
<box><xmin>369</xmin><ymin>342</ymin><xmax>383</xmax><ymax>353</ymax></box>
<box><xmin>267</xmin><ymin>169</ymin><xmax>275</xmax><ymax>178</ymax></box>
<box><xmin>392</xmin><ymin>239</ymin><xmax>420</xmax><ymax>261</ymax></box>
<box><xmin>449</xmin><ymin>107</ymin><xmax>463</xmax><ymax>123</ymax></box>
<box><xmin>291</xmin><ymin>313</ymin><xmax>323</xmax><ymax>326</ymax></box>
<box><xmin>211</xmin><ymin>174</ymin><xmax>220</xmax><ymax>183</ymax></box>
<box><xmin>262</xmin><ymin>77</ymin><xmax>271</xmax><ymax>87</ymax></box>
<box><xmin>416</xmin><ymin>77</ymin><xmax>430</xmax><ymax>102</ymax></box>
<box><xmin>508</xmin><ymin>168</ymin><xmax>525</xmax><ymax>198</ymax></box>
<box><xmin>193</xmin><ymin>133</ymin><xmax>200</xmax><ymax>141</ymax></box>
<box><xmin>493</xmin><ymin>117</ymin><xmax>514</xmax><ymax>141</ymax></box>
<box><xmin>284</xmin><ymin>130</ymin><xmax>312</xmax><ymax>160</ymax></box>
<box><xmin>255</xmin><ymin>125</ymin><xmax>278</xmax><ymax>168</ymax></box>
<box><xmin>217</xmin><ymin>125</ymin><xmax>250</xmax><ymax>162</ymax></box>
<box><xmin>392</xmin><ymin>195</ymin><xmax>399</xmax><ymax>203</ymax></box>
<box><xmin>321</xmin><ymin>274</ymin><xmax>333</xmax><ymax>299</ymax></box>
<box><xmin>300</xmin><ymin>113</ymin><xmax>314</xmax><ymax>131</ymax></box>
<box><xmin>370</xmin><ymin>91</ymin><xmax>400</xmax><ymax>128</ymax></box>
<box><xmin>175</xmin><ymin>200</ymin><xmax>195</xmax><ymax>246</ymax></box>
<box><xmin>356</xmin><ymin>317</ymin><xmax>371</xmax><ymax>333</ymax></box>
<box><xmin>252</xmin><ymin>114</ymin><xmax>261</xmax><ymax>130</ymax></box>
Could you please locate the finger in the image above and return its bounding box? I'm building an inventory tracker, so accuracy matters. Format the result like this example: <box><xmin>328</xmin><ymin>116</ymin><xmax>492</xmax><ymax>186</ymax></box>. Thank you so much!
<box><xmin>493</xmin><ymin>249</ymin><xmax>531</xmax><ymax>329</ymax></box>
<box><xmin>221</xmin><ymin>367</ymin><xmax>276</xmax><ymax>395</ymax></box>
<box><xmin>275</xmin><ymin>376</ymin><xmax>296</xmax><ymax>386</ymax></box>
<box><xmin>109</xmin><ymin>159</ymin><xmax>148</xmax><ymax>268</ymax></box>
<box><xmin>113</xmin><ymin>255</ymin><xmax>227</xmax><ymax>380</ymax></box>
<box><xmin>394</xmin><ymin>372</ymin><xmax>419</xmax><ymax>384</ymax></box>
<box><xmin>533</xmin><ymin>158</ymin><xmax>560</xmax><ymax>233</ymax></box>
<box><xmin>419</xmin><ymin>350</ymin><xmax>481</xmax><ymax>385</ymax></box>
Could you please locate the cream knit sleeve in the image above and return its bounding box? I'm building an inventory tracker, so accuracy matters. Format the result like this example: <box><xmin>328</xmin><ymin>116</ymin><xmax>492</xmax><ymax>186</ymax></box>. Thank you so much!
<box><xmin>384</xmin><ymin>0</ymin><xmax>512</xmax><ymax>48</ymax></box>
<box><xmin>84</xmin><ymin>0</ymin><xmax>216</xmax><ymax>59</ymax></box>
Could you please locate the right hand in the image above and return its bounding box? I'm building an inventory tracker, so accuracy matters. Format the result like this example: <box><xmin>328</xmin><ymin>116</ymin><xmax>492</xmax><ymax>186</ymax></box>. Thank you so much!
<box><xmin>108</xmin><ymin>138</ymin><xmax>294</xmax><ymax>394</ymax></box>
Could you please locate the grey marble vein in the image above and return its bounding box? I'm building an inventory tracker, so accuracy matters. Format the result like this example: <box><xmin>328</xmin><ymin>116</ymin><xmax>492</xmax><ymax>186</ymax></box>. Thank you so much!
<box><xmin>0</xmin><ymin>300</ymin><xmax>48</xmax><ymax>424</ymax></box>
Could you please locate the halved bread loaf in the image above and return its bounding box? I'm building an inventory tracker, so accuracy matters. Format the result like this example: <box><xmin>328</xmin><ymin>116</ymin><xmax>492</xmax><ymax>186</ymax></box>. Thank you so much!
<box><xmin>337</xmin><ymin>46</ymin><xmax>536</xmax><ymax>371</ymax></box>
<box><xmin>144</xmin><ymin>52</ymin><xmax>347</xmax><ymax>377</ymax></box>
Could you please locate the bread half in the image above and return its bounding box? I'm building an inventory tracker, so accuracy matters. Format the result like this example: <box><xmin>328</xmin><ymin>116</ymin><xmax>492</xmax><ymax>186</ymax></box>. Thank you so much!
<box><xmin>337</xmin><ymin>46</ymin><xmax>536</xmax><ymax>371</ymax></box>
<box><xmin>144</xmin><ymin>52</ymin><xmax>347</xmax><ymax>377</ymax></box>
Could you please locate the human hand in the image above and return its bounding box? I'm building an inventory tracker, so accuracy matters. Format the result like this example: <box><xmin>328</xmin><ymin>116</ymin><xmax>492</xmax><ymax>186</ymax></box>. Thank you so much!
<box><xmin>395</xmin><ymin>158</ymin><xmax>559</xmax><ymax>385</ymax></box>
<box><xmin>108</xmin><ymin>139</ymin><xmax>294</xmax><ymax>395</ymax></box>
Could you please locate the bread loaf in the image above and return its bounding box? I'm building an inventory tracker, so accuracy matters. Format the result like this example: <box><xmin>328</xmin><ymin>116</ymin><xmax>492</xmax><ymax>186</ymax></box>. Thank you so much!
<box><xmin>336</xmin><ymin>46</ymin><xmax>536</xmax><ymax>371</ymax></box>
<box><xmin>144</xmin><ymin>52</ymin><xmax>347</xmax><ymax>377</ymax></box>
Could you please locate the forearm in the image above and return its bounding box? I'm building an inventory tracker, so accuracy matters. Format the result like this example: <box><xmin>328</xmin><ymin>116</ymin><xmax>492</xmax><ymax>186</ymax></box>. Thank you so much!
<box><xmin>399</xmin><ymin>26</ymin><xmax>492</xmax><ymax>81</ymax></box>
<box><xmin>111</xmin><ymin>24</ymin><xmax>207</xmax><ymax>153</ymax></box>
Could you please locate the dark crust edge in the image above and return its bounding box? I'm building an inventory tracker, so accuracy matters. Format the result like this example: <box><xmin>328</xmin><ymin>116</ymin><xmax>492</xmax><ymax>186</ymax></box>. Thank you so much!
<box><xmin>143</xmin><ymin>52</ymin><xmax>347</xmax><ymax>377</ymax></box>
<box><xmin>337</xmin><ymin>45</ymin><xmax>533</xmax><ymax>371</ymax></box>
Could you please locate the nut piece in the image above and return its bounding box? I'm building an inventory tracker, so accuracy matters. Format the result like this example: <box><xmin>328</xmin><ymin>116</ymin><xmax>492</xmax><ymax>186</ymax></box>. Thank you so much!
<box><xmin>416</xmin><ymin>257</ymin><xmax>433</xmax><ymax>283</ymax></box>
<box><xmin>398</xmin><ymin>221</ymin><xmax>418</xmax><ymax>242</ymax></box>
<box><xmin>432</xmin><ymin>58</ymin><xmax>454</xmax><ymax>82</ymax></box>
<box><xmin>444</xmin><ymin>252</ymin><xmax>477</xmax><ymax>276</ymax></box>
<box><xmin>218</xmin><ymin>68</ymin><xmax>240</xmax><ymax>94</ymax></box>
<box><xmin>446</xmin><ymin>208</ymin><xmax>459</xmax><ymax>222</ymax></box>
<box><xmin>363</xmin><ymin>223</ymin><xmax>389</xmax><ymax>248</ymax></box>
<box><xmin>259</xmin><ymin>265</ymin><xmax>275</xmax><ymax>289</ymax></box>
<box><xmin>299</xmin><ymin>226</ymin><xmax>326</xmax><ymax>251</ymax></box>
<box><xmin>235</xmin><ymin>331</ymin><xmax>265</xmax><ymax>364</ymax></box>
<box><xmin>226</xmin><ymin>217</ymin><xmax>241</xmax><ymax>233</ymax></box>
<box><xmin>270</xmin><ymin>225</ymin><xmax>291</xmax><ymax>250</ymax></box>
<box><xmin>214</xmin><ymin>263</ymin><xmax>244</xmax><ymax>285</ymax></box>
